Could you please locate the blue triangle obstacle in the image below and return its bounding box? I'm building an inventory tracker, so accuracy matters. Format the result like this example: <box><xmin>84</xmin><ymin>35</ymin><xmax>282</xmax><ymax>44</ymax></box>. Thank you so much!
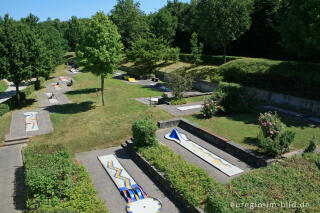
<box><xmin>169</xmin><ymin>128</ymin><xmax>185</xmax><ymax>142</ymax></box>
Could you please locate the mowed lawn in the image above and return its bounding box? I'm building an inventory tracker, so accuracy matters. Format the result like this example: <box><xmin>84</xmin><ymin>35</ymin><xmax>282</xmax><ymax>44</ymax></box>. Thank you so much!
<box><xmin>185</xmin><ymin>111</ymin><xmax>320</xmax><ymax>151</ymax></box>
<box><xmin>29</xmin><ymin>70</ymin><xmax>172</xmax><ymax>154</ymax></box>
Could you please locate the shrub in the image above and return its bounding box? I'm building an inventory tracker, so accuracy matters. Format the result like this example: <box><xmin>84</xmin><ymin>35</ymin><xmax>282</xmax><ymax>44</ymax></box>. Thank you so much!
<box><xmin>201</xmin><ymin>90</ymin><xmax>225</xmax><ymax>118</ymax></box>
<box><xmin>132</xmin><ymin>115</ymin><xmax>158</xmax><ymax>148</ymax></box>
<box><xmin>179</xmin><ymin>54</ymin><xmax>241</xmax><ymax>66</ymax></box>
<box><xmin>166</xmin><ymin>73</ymin><xmax>193</xmax><ymax>100</ymax></box>
<box><xmin>24</xmin><ymin>144</ymin><xmax>108</xmax><ymax>212</ymax></box>
<box><xmin>304</xmin><ymin>136</ymin><xmax>317</xmax><ymax>153</ymax></box>
<box><xmin>257</xmin><ymin>112</ymin><xmax>295</xmax><ymax>156</ymax></box>
<box><xmin>170</xmin><ymin>98</ymin><xmax>186</xmax><ymax>105</ymax></box>
<box><xmin>258</xmin><ymin>112</ymin><xmax>285</xmax><ymax>139</ymax></box>
<box><xmin>217</xmin><ymin>58</ymin><xmax>320</xmax><ymax>100</ymax></box>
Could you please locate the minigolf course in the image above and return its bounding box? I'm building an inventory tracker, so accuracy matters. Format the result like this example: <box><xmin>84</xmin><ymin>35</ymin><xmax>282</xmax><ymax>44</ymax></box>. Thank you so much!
<box><xmin>176</xmin><ymin>105</ymin><xmax>202</xmax><ymax>111</ymax></box>
<box><xmin>24</xmin><ymin>112</ymin><xmax>39</xmax><ymax>132</ymax></box>
<box><xmin>98</xmin><ymin>154</ymin><xmax>162</xmax><ymax>213</ymax></box>
<box><xmin>165</xmin><ymin>128</ymin><xmax>243</xmax><ymax>176</ymax></box>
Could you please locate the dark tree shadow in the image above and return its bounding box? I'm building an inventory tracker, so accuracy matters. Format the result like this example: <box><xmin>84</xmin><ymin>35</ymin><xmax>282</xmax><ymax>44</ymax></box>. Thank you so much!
<box><xmin>66</xmin><ymin>88</ymin><xmax>100</xmax><ymax>95</ymax></box>
<box><xmin>15</xmin><ymin>98</ymin><xmax>37</xmax><ymax>110</ymax></box>
<box><xmin>45</xmin><ymin>101</ymin><xmax>95</xmax><ymax>114</ymax></box>
<box><xmin>14</xmin><ymin>166</ymin><xmax>25</xmax><ymax>211</ymax></box>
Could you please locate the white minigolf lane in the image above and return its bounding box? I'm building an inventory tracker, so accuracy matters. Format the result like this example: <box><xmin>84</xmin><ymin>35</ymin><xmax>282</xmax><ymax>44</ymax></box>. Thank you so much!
<box><xmin>98</xmin><ymin>154</ymin><xmax>162</xmax><ymax>213</ymax></box>
<box><xmin>165</xmin><ymin>128</ymin><xmax>243</xmax><ymax>176</ymax></box>
<box><xmin>176</xmin><ymin>105</ymin><xmax>202</xmax><ymax>111</ymax></box>
<box><xmin>24</xmin><ymin>112</ymin><xmax>39</xmax><ymax>132</ymax></box>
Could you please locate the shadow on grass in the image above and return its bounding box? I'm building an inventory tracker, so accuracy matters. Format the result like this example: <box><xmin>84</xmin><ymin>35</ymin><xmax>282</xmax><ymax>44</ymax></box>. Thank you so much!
<box><xmin>14</xmin><ymin>166</ymin><xmax>25</xmax><ymax>211</ymax></box>
<box><xmin>45</xmin><ymin>101</ymin><xmax>95</xmax><ymax>114</ymax></box>
<box><xmin>66</xmin><ymin>88</ymin><xmax>100</xmax><ymax>95</ymax></box>
<box><xmin>14</xmin><ymin>98</ymin><xmax>37</xmax><ymax>110</ymax></box>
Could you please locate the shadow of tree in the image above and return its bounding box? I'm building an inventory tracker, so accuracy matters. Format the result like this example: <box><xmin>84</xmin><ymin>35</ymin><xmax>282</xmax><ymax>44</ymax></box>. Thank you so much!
<box><xmin>14</xmin><ymin>166</ymin><xmax>25</xmax><ymax>211</ymax></box>
<box><xmin>66</xmin><ymin>88</ymin><xmax>100</xmax><ymax>95</ymax></box>
<box><xmin>45</xmin><ymin>101</ymin><xmax>95</xmax><ymax>114</ymax></box>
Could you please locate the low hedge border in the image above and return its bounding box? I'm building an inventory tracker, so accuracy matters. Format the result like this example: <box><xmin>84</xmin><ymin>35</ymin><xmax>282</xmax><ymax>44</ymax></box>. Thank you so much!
<box><xmin>179</xmin><ymin>53</ymin><xmax>242</xmax><ymax>66</ymax></box>
<box><xmin>124</xmin><ymin>140</ymin><xmax>204</xmax><ymax>213</ymax></box>
<box><xmin>23</xmin><ymin>144</ymin><xmax>109</xmax><ymax>212</ymax></box>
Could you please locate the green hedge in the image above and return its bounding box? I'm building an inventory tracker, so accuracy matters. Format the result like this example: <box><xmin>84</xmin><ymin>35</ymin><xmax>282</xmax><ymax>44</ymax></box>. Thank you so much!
<box><xmin>139</xmin><ymin>144</ymin><xmax>216</xmax><ymax>207</ymax></box>
<box><xmin>24</xmin><ymin>144</ymin><xmax>109</xmax><ymax>213</ymax></box>
<box><xmin>0</xmin><ymin>78</ymin><xmax>45</xmax><ymax>116</ymax></box>
<box><xmin>217</xmin><ymin>58</ymin><xmax>320</xmax><ymax>100</ymax></box>
<box><xmin>132</xmin><ymin>116</ymin><xmax>158</xmax><ymax>148</ymax></box>
<box><xmin>206</xmin><ymin>153</ymin><xmax>320</xmax><ymax>213</ymax></box>
<box><xmin>179</xmin><ymin>53</ymin><xmax>242</xmax><ymax>66</ymax></box>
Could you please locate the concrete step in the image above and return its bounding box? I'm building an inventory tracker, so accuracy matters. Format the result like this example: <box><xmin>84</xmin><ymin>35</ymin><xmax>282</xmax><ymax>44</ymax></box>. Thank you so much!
<box><xmin>4</xmin><ymin>138</ymin><xmax>29</xmax><ymax>146</ymax></box>
<box><xmin>5</xmin><ymin>135</ymin><xmax>29</xmax><ymax>143</ymax></box>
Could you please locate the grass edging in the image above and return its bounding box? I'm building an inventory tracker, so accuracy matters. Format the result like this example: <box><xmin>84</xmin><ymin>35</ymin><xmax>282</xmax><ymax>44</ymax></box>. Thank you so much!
<box><xmin>124</xmin><ymin>140</ymin><xmax>204</xmax><ymax>213</ymax></box>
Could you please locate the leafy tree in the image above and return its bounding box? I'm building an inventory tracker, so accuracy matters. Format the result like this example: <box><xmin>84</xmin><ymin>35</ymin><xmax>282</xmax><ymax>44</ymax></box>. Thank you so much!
<box><xmin>77</xmin><ymin>12</ymin><xmax>123</xmax><ymax>106</ymax></box>
<box><xmin>127</xmin><ymin>35</ymin><xmax>180</xmax><ymax>74</ymax></box>
<box><xmin>110</xmin><ymin>0</ymin><xmax>150</xmax><ymax>48</ymax></box>
<box><xmin>149</xmin><ymin>8</ymin><xmax>178</xmax><ymax>42</ymax></box>
<box><xmin>65</xmin><ymin>16</ymin><xmax>88</xmax><ymax>50</ymax></box>
<box><xmin>190</xmin><ymin>32</ymin><xmax>204</xmax><ymax>65</ymax></box>
<box><xmin>0</xmin><ymin>15</ymin><xmax>34</xmax><ymax>103</ymax></box>
<box><xmin>167</xmin><ymin>73</ymin><xmax>193</xmax><ymax>100</ymax></box>
<box><xmin>196</xmin><ymin>0</ymin><xmax>254</xmax><ymax>63</ymax></box>
<box><xmin>277</xmin><ymin>0</ymin><xmax>320</xmax><ymax>58</ymax></box>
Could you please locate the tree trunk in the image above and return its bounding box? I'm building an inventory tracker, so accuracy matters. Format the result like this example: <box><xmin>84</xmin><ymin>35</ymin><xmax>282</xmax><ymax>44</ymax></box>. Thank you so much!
<box><xmin>35</xmin><ymin>77</ymin><xmax>40</xmax><ymax>90</ymax></box>
<box><xmin>15</xmin><ymin>83</ymin><xmax>20</xmax><ymax>105</ymax></box>
<box><xmin>101</xmin><ymin>75</ymin><xmax>105</xmax><ymax>106</ymax></box>
<box><xmin>223</xmin><ymin>44</ymin><xmax>227</xmax><ymax>64</ymax></box>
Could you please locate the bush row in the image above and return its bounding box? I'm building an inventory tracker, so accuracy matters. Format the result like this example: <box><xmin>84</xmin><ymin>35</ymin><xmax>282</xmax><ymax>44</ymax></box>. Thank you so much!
<box><xmin>0</xmin><ymin>78</ymin><xmax>45</xmax><ymax>116</ymax></box>
<box><xmin>24</xmin><ymin>144</ymin><xmax>109</xmax><ymax>212</ymax></box>
<box><xmin>179</xmin><ymin>53</ymin><xmax>241</xmax><ymax>66</ymax></box>
<box><xmin>206</xmin><ymin>153</ymin><xmax>320</xmax><ymax>213</ymax></box>
<box><xmin>216</xmin><ymin>58</ymin><xmax>320</xmax><ymax>100</ymax></box>
<box><xmin>139</xmin><ymin>144</ymin><xmax>216</xmax><ymax>207</ymax></box>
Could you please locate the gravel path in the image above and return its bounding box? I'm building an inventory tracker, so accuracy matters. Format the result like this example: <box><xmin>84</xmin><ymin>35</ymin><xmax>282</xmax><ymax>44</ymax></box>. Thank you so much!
<box><xmin>0</xmin><ymin>144</ymin><xmax>25</xmax><ymax>212</ymax></box>
<box><xmin>76</xmin><ymin>147</ymin><xmax>181</xmax><ymax>213</ymax></box>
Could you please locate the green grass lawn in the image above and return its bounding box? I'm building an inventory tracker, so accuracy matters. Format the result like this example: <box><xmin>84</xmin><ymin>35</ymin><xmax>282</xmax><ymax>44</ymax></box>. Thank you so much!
<box><xmin>29</xmin><ymin>70</ymin><xmax>172</xmax><ymax>154</ymax></box>
<box><xmin>0</xmin><ymin>80</ymin><xmax>8</xmax><ymax>93</ymax></box>
<box><xmin>185</xmin><ymin>111</ymin><xmax>320</xmax><ymax>151</ymax></box>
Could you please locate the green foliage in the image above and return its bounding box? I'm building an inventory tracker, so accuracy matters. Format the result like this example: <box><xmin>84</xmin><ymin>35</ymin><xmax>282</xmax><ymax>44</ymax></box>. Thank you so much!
<box><xmin>217</xmin><ymin>58</ymin><xmax>320</xmax><ymax>100</ymax></box>
<box><xmin>190</xmin><ymin>32</ymin><xmax>203</xmax><ymax>65</ymax></box>
<box><xmin>258</xmin><ymin>111</ymin><xmax>284</xmax><ymax>139</ymax></box>
<box><xmin>132</xmin><ymin>115</ymin><xmax>158</xmax><ymax>148</ymax></box>
<box><xmin>0</xmin><ymin>80</ymin><xmax>8</xmax><ymax>93</ymax></box>
<box><xmin>64</xmin><ymin>16</ymin><xmax>89</xmax><ymax>51</ymax></box>
<box><xmin>277</xmin><ymin>0</ymin><xmax>320</xmax><ymax>58</ymax></box>
<box><xmin>304</xmin><ymin>136</ymin><xmax>317</xmax><ymax>153</ymax></box>
<box><xmin>166</xmin><ymin>73</ymin><xmax>192</xmax><ymax>100</ymax></box>
<box><xmin>127</xmin><ymin>35</ymin><xmax>180</xmax><ymax>74</ymax></box>
<box><xmin>196</xmin><ymin>0</ymin><xmax>254</xmax><ymax>62</ymax></box>
<box><xmin>170</xmin><ymin>99</ymin><xmax>187</xmax><ymax>105</ymax></box>
<box><xmin>206</xmin><ymin>154</ymin><xmax>320</xmax><ymax>212</ymax></box>
<box><xmin>110</xmin><ymin>0</ymin><xmax>150</xmax><ymax>48</ymax></box>
<box><xmin>150</xmin><ymin>7</ymin><xmax>178</xmax><ymax>42</ymax></box>
<box><xmin>139</xmin><ymin>144</ymin><xmax>215</xmax><ymax>207</ymax></box>
<box><xmin>77</xmin><ymin>12</ymin><xmax>123</xmax><ymax>106</ymax></box>
<box><xmin>24</xmin><ymin>144</ymin><xmax>108</xmax><ymax>213</ymax></box>
<box><xmin>202</xmin><ymin>91</ymin><xmax>225</xmax><ymax>118</ymax></box>
<box><xmin>179</xmin><ymin>54</ymin><xmax>241</xmax><ymax>66</ymax></box>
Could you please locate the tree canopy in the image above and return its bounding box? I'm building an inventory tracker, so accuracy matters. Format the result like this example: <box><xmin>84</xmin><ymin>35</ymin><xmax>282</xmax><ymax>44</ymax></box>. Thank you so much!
<box><xmin>77</xmin><ymin>12</ymin><xmax>123</xmax><ymax>106</ymax></box>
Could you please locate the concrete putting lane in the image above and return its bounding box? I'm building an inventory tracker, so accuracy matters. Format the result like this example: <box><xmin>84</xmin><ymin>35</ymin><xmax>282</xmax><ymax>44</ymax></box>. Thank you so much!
<box><xmin>76</xmin><ymin>147</ymin><xmax>181</xmax><ymax>213</ymax></box>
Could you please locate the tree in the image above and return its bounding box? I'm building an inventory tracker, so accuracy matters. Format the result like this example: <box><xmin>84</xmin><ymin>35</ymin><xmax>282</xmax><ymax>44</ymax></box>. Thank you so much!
<box><xmin>0</xmin><ymin>15</ymin><xmax>34</xmax><ymax>103</ymax></box>
<box><xmin>65</xmin><ymin>16</ymin><xmax>88</xmax><ymax>50</ymax></box>
<box><xmin>77</xmin><ymin>12</ymin><xmax>123</xmax><ymax>106</ymax></box>
<box><xmin>276</xmin><ymin>0</ymin><xmax>320</xmax><ymax>59</ymax></box>
<box><xmin>150</xmin><ymin>8</ymin><xmax>178</xmax><ymax>42</ymax></box>
<box><xmin>190</xmin><ymin>32</ymin><xmax>203</xmax><ymax>65</ymax></box>
<box><xmin>110</xmin><ymin>0</ymin><xmax>150</xmax><ymax>48</ymax></box>
<box><xmin>196</xmin><ymin>0</ymin><xmax>254</xmax><ymax>63</ymax></box>
<box><xmin>167</xmin><ymin>73</ymin><xmax>193</xmax><ymax>100</ymax></box>
<box><xmin>126</xmin><ymin>35</ymin><xmax>180</xmax><ymax>74</ymax></box>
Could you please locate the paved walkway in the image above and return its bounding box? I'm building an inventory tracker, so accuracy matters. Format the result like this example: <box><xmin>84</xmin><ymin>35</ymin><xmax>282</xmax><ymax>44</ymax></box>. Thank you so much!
<box><xmin>76</xmin><ymin>147</ymin><xmax>181</xmax><ymax>213</ymax></box>
<box><xmin>0</xmin><ymin>144</ymin><xmax>25</xmax><ymax>212</ymax></box>
<box><xmin>0</xmin><ymin>80</ymin><xmax>27</xmax><ymax>104</ymax></box>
